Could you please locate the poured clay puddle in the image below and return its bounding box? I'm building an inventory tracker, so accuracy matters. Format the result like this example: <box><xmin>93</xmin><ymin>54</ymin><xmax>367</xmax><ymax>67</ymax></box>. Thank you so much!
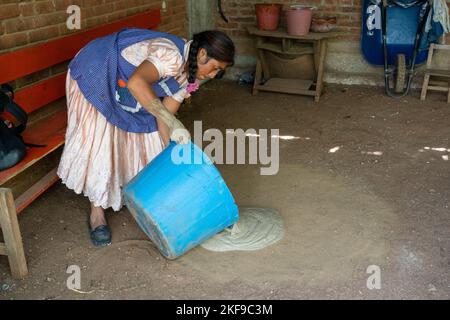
<box><xmin>201</xmin><ymin>207</ymin><xmax>284</xmax><ymax>252</ymax></box>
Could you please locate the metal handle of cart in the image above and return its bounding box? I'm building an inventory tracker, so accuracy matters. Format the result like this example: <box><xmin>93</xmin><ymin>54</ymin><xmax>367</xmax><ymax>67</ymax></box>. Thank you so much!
<box><xmin>381</xmin><ymin>0</ymin><xmax>432</xmax><ymax>98</ymax></box>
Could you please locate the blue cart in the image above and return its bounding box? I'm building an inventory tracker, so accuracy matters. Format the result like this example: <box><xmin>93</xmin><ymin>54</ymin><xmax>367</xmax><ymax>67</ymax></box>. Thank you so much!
<box><xmin>362</xmin><ymin>0</ymin><xmax>432</xmax><ymax>97</ymax></box>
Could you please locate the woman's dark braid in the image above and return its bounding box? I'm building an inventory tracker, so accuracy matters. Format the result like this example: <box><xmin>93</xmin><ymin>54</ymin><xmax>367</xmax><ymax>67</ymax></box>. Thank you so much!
<box><xmin>188</xmin><ymin>37</ymin><xmax>199</xmax><ymax>84</ymax></box>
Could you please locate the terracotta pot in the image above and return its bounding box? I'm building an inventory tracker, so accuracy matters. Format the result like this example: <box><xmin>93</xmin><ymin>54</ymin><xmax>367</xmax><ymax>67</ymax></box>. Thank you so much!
<box><xmin>255</xmin><ymin>3</ymin><xmax>282</xmax><ymax>31</ymax></box>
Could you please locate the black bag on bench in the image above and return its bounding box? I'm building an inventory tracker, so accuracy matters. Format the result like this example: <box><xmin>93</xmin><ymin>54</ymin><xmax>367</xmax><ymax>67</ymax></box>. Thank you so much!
<box><xmin>0</xmin><ymin>84</ymin><xmax>28</xmax><ymax>171</ymax></box>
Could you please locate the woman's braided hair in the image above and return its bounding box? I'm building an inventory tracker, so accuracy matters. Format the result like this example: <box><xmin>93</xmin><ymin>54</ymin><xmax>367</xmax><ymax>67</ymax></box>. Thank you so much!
<box><xmin>187</xmin><ymin>30</ymin><xmax>235</xmax><ymax>84</ymax></box>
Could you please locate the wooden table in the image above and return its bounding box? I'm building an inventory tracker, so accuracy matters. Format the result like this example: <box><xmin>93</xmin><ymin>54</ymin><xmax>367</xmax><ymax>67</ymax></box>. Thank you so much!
<box><xmin>247</xmin><ymin>26</ymin><xmax>342</xmax><ymax>102</ymax></box>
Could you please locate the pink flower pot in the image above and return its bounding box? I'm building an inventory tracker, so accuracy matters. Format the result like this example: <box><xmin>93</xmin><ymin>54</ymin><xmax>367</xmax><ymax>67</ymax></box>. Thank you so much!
<box><xmin>285</xmin><ymin>6</ymin><xmax>313</xmax><ymax>36</ymax></box>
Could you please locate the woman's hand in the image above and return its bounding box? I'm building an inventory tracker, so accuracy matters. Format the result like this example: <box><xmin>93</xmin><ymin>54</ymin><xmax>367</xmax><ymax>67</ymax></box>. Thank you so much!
<box><xmin>158</xmin><ymin>97</ymin><xmax>190</xmax><ymax>146</ymax></box>
<box><xmin>147</xmin><ymin>98</ymin><xmax>190</xmax><ymax>144</ymax></box>
<box><xmin>170</xmin><ymin>123</ymin><xmax>191</xmax><ymax>144</ymax></box>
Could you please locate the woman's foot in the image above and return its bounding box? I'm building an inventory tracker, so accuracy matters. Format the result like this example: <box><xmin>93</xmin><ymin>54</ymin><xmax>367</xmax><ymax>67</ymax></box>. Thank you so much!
<box><xmin>89</xmin><ymin>204</ymin><xmax>111</xmax><ymax>247</ymax></box>
<box><xmin>90</xmin><ymin>204</ymin><xmax>107</xmax><ymax>229</ymax></box>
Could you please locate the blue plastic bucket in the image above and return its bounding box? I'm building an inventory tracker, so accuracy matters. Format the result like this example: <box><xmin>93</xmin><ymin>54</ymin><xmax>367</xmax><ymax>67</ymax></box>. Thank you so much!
<box><xmin>122</xmin><ymin>141</ymin><xmax>239</xmax><ymax>259</ymax></box>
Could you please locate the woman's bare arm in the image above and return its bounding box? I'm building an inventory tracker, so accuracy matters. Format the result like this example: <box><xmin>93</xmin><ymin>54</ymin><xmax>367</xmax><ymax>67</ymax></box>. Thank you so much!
<box><xmin>127</xmin><ymin>60</ymin><xmax>190</xmax><ymax>143</ymax></box>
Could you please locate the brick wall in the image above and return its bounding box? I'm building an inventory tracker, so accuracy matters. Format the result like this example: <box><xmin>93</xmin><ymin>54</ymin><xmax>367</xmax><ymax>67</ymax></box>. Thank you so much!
<box><xmin>0</xmin><ymin>0</ymin><xmax>187</xmax><ymax>53</ymax></box>
<box><xmin>215</xmin><ymin>0</ymin><xmax>361</xmax><ymax>41</ymax></box>
<box><xmin>0</xmin><ymin>0</ymin><xmax>187</xmax><ymax>89</ymax></box>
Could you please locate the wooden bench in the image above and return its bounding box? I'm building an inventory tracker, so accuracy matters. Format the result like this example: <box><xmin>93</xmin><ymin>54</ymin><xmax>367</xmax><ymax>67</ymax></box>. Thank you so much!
<box><xmin>0</xmin><ymin>9</ymin><xmax>161</xmax><ymax>279</ymax></box>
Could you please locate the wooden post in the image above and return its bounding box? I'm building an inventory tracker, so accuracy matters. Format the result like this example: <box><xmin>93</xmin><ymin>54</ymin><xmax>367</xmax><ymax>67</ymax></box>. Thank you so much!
<box><xmin>314</xmin><ymin>39</ymin><xmax>327</xmax><ymax>102</ymax></box>
<box><xmin>0</xmin><ymin>188</ymin><xmax>28</xmax><ymax>279</ymax></box>
<box><xmin>421</xmin><ymin>44</ymin><xmax>435</xmax><ymax>101</ymax></box>
<box><xmin>256</xmin><ymin>36</ymin><xmax>271</xmax><ymax>81</ymax></box>
<box><xmin>253</xmin><ymin>60</ymin><xmax>262</xmax><ymax>95</ymax></box>
<box><xmin>420</xmin><ymin>74</ymin><xmax>430</xmax><ymax>101</ymax></box>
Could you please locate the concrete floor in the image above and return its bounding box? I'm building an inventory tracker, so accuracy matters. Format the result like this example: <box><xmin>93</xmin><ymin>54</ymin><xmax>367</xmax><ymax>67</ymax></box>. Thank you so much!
<box><xmin>1</xmin><ymin>81</ymin><xmax>449</xmax><ymax>299</ymax></box>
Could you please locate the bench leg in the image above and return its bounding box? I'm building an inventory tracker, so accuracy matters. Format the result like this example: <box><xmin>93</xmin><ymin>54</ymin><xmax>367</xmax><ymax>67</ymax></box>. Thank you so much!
<box><xmin>314</xmin><ymin>40</ymin><xmax>327</xmax><ymax>103</ymax></box>
<box><xmin>0</xmin><ymin>188</ymin><xmax>28</xmax><ymax>279</ymax></box>
<box><xmin>253</xmin><ymin>60</ymin><xmax>262</xmax><ymax>96</ymax></box>
<box><xmin>420</xmin><ymin>74</ymin><xmax>430</xmax><ymax>101</ymax></box>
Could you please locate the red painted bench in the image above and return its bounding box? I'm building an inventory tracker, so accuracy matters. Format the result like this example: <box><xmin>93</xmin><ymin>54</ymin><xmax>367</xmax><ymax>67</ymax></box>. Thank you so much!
<box><xmin>0</xmin><ymin>9</ymin><xmax>161</xmax><ymax>279</ymax></box>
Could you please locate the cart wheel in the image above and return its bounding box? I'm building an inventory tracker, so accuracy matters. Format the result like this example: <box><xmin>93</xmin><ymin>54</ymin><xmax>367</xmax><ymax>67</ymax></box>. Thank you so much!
<box><xmin>395</xmin><ymin>54</ymin><xmax>406</xmax><ymax>93</ymax></box>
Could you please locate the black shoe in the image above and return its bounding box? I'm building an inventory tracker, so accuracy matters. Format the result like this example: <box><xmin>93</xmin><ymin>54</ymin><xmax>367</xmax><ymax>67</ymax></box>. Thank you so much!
<box><xmin>90</xmin><ymin>225</ymin><xmax>111</xmax><ymax>247</ymax></box>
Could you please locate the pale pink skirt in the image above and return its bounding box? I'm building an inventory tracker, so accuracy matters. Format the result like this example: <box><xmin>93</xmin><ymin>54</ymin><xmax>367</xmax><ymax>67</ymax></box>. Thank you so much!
<box><xmin>57</xmin><ymin>71</ymin><xmax>164</xmax><ymax>211</ymax></box>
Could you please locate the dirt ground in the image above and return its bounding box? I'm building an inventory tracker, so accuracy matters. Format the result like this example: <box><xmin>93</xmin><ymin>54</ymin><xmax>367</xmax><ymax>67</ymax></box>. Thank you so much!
<box><xmin>1</xmin><ymin>80</ymin><xmax>449</xmax><ymax>299</ymax></box>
